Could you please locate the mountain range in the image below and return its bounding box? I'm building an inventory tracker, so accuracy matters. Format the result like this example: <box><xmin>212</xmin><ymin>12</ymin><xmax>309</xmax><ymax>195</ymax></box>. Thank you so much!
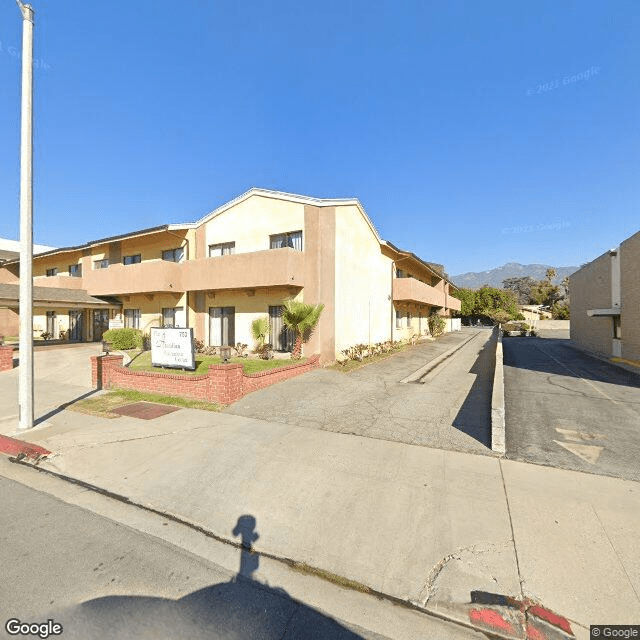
<box><xmin>450</xmin><ymin>262</ymin><xmax>579</xmax><ymax>290</ymax></box>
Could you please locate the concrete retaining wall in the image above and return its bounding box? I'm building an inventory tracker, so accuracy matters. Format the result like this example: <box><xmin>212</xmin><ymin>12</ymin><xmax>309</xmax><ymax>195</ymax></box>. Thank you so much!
<box><xmin>91</xmin><ymin>354</ymin><xmax>320</xmax><ymax>405</ymax></box>
<box><xmin>491</xmin><ymin>329</ymin><xmax>505</xmax><ymax>454</ymax></box>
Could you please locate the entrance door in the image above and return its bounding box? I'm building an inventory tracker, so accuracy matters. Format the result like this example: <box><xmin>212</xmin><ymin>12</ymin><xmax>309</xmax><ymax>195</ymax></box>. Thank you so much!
<box><xmin>209</xmin><ymin>307</ymin><xmax>235</xmax><ymax>346</ymax></box>
<box><xmin>269</xmin><ymin>305</ymin><xmax>295</xmax><ymax>352</ymax></box>
<box><xmin>46</xmin><ymin>311</ymin><xmax>57</xmax><ymax>338</ymax></box>
<box><xmin>69</xmin><ymin>310</ymin><xmax>83</xmax><ymax>341</ymax></box>
<box><xmin>93</xmin><ymin>310</ymin><xmax>109</xmax><ymax>342</ymax></box>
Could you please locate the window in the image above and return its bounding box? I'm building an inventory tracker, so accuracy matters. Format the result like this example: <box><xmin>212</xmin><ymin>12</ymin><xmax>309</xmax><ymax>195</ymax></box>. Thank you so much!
<box><xmin>46</xmin><ymin>268</ymin><xmax>58</xmax><ymax>277</ymax></box>
<box><xmin>406</xmin><ymin>312</ymin><xmax>412</xmax><ymax>328</ymax></box>
<box><xmin>162</xmin><ymin>307</ymin><xmax>185</xmax><ymax>328</ymax></box>
<box><xmin>93</xmin><ymin>259</ymin><xmax>109</xmax><ymax>270</ymax></box>
<box><xmin>208</xmin><ymin>242</ymin><xmax>235</xmax><ymax>257</ymax></box>
<box><xmin>69</xmin><ymin>264</ymin><xmax>82</xmax><ymax>277</ymax></box>
<box><xmin>123</xmin><ymin>254</ymin><xmax>141</xmax><ymax>265</ymax></box>
<box><xmin>270</xmin><ymin>230</ymin><xmax>303</xmax><ymax>251</ymax></box>
<box><xmin>395</xmin><ymin>309</ymin><xmax>402</xmax><ymax>329</ymax></box>
<box><xmin>162</xmin><ymin>247</ymin><xmax>185</xmax><ymax>263</ymax></box>
<box><xmin>209</xmin><ymin>307</ymin><xmax>235</xmax><ymax>347</ymax></box>
<box><xmin>396</xmin><ymin>268</ymin><xmax>407</xmax><ymax>278</ymax></box>
<box><xmin>124</xmin><ymin>309</ymin><xmax>141</xmax><ymax>329</ymax></box>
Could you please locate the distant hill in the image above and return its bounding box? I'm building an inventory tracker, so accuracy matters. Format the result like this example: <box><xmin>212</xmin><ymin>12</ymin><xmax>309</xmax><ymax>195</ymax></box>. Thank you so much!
<box><xmin>450</xmin><ymin>262</ymin><xmax>579</xmax><ymax>290</ymax></box>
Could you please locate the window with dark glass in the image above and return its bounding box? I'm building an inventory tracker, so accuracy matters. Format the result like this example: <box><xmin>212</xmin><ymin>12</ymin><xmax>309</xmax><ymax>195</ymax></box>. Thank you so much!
<box><xmin>395</xmin><ymin>309</ymin><xmax>402</xmax><ymax>329</ymax></box>
<box><xmin>46</xmin><ymin>268</ymin><xmax>58</xmax><ymax>277</ymax></box>
<box><xmin>123</xmin><ymin>254</ymin><xmax>141</xmax><ymax>265</ymax></box>
<box><xmin>124</xmin><ymin>308</ymin><xmax>141</xmax><ymax>329</ymax></box>
<box><xmin>208</xmin><ymin>242</ymin><xmax>235</xmax><ymax>257</ymax></box>
<box><xmin>69</xmin><ymin>264</ymin><xmax>82</xmax><ymax>277</ymax></box>
<box><xmin>93</xmin><ymin>259</ymin><xmax>109</xmax><ymax>270</ymax></box>
<box><xmin>162</xmin><ymin>247</ymin><xmax>184</xmax><ymax>263</ymax></box>
<box><xmin>269</xmin><ymin>230</ymin><xmax>303</xmax><ymax>251</ymax></box>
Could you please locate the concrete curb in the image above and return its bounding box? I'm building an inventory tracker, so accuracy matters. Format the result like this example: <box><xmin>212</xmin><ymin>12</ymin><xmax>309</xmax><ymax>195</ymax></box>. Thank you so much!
<box><xmin>399</xmin><ymin>331</ymin><xmax>480</xmax><ymax>384</ymax></box>
<box><xmin>491</xmin><ymin>328</ymin><xmax>506</xmax><ymax>455</ymax></box>
<box><xmin>0</xmin><ymin>434</ymin><xmax>51</xmax><ymax>461</ymax></box>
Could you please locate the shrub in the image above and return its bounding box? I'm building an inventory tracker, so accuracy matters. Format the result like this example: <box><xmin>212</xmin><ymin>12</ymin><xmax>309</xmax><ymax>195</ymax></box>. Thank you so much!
<box><xmin>234</xmin><ymin>343</ymin><xmax>249</xmax><ymax>357</ymax></box>
<box><xmin>256</xmin><ymin>343</ymin><xmax>273</xmax><ymax>360</ymax></box>
<box><xmin>102</xmin><ymin>328</ymin><xmax>143</xmax><ymax>350</ymax></box>
<box><xmin>428</xmin><ymin>314</ymin><xmax>446</xmax><ymax>337</ymax></box>
<box><xmin>251</xmin><ymin>317</ymin><xmax>270</xmax><ymax>349</ymax></box>
<box><xmin>40</xmin><ymin>331</ymin><xmax>53</xmax><ymax>341</ymax></box>
<box><xmin>193</xmin><ymin>338</ymin><xmax>206</xmax><ymax>353</ymax></box>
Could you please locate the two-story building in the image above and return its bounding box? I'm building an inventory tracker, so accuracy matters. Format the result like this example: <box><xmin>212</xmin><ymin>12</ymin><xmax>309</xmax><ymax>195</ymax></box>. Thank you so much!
<box><xmin>0</xmin><ymin>189</ymin><xmax>461</xmax><ymax>362</ymax></box>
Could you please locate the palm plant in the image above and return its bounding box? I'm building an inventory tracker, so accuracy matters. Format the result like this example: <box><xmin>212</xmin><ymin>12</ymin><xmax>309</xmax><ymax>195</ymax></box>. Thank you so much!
<box><xmin>281</xmin><ymin>299</ymin><xmax>324</xmax><ymax>359</ymax></box>
<box><xmin>251</xmin><ymin>316</ymin><xmax>270</xmax><ymax>349</ymax></box>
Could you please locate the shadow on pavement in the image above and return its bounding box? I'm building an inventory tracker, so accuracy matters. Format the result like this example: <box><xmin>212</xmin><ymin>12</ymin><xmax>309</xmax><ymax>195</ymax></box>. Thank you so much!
<box><xmin>502</xmin><ymin>337</ymin><xmax>640</xmax><ymax>389</ymax></box>
<box><xmin>451</xmin><ymin>333</ymin><xmax>495</xmax><ymax>448</ymax></box>
<box><xmin>34</xmin><ymin>390</ymin><xmax>99</xmax><ymax>426</ymax></box>
<box><xmin>52</xmin><ymin>515</ymin><xmax>375</xmax><ymax>640</ymax></box>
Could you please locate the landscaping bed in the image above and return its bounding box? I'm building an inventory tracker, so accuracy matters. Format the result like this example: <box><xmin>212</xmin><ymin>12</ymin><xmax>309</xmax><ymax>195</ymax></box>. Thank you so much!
<box><xmin>125</xmin><ymin>350</ymin><xmax>306</xmax><ymax>375</ymax></box>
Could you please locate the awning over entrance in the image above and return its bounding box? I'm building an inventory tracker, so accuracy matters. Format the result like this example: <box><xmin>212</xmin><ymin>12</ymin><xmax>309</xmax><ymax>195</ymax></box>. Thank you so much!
<box><xmin>0</xmin><ymin>283</ymin><xmax>121</xmax><ymax>310</ymax></box>
<box><xmin>587</xmin><ymin>308</ymin><xmax>621</xmax><ymax>317</ymax></box>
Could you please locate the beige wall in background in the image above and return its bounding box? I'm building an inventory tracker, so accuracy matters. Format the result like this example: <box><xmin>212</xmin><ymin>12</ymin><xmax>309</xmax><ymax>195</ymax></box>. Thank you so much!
<box><xmin>570</xmin><ymin>252</ymin><xmax>613</xmax><ymax>356</ymax></box>
<box><xmin>620</xmin><ymin>231</ymin><xmax>640</xmax><ymax>361</ymax></box>
<box><xmin>121</xmin><ymin>292</ymin><xmax>186</xmax><ymax>333</ymax></box>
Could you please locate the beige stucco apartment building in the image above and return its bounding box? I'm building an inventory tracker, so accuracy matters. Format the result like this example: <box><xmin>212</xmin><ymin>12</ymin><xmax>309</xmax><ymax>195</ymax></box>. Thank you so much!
<box><xmin>570</xmin><ymin>230</ymin><xmax>640</xmax><ymax>362</ymax></box>
<box><xmin>0</xmin><ymin>189</ymin><xmax>461</xmax><ymax>362</ymax></box>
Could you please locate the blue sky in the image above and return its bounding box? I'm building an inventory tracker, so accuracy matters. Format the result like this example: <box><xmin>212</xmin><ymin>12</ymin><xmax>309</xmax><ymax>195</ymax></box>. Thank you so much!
<box><xmin>1</xmin><ymin>0</ymin><xmax>638</xmax><ymax>274</ymax></box>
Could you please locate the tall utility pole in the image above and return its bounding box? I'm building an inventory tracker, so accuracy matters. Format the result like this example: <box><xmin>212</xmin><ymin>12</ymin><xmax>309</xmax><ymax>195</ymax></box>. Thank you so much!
<box><xmin>16</xmin><ymin>0</ymin><xmax>34</xmax><ymax>430</ymax></box>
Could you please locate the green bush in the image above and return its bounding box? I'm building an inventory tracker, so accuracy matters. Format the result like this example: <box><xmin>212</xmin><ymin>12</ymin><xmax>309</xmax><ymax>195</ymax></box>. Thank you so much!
<box><xmin>102</xmin><ymin>328</ymin><xmax>143</xmax><ymax>350</ymax></box>
<box><xmin>428</xmin><ymin>314</ymin><xmax>446</xmax><ymax>337</ymax></box>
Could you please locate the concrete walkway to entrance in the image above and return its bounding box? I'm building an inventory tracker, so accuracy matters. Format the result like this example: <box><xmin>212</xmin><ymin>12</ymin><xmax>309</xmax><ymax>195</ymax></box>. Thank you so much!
<box><xmin>225</xmin><ymin>328</ymin><xmax>496</xmax><ymax>454</ymax></box>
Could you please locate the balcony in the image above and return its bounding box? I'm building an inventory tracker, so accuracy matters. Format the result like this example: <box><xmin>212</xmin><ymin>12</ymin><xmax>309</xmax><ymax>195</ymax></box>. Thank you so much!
<box><xmin>182</xmin><ymin>248</ymin><xmax>305</xmax><ymax>292</ymax></box>
<box><xmin>393</xmin><ymin>277</ymin><xmax>447</xmax><ymax>308</ymax></box>
<box><xmin>33</xmin><ymin>275</ymin><xmax>85</xmax><ymax>290</ymax></box>
<box><xmin>83</xmin><ymin>260</ymin><xmax>184</xmax><ymax>296</ymax></box>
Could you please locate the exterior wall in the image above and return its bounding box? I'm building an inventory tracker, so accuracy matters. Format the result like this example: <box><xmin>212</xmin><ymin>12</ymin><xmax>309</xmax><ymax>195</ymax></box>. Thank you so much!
<box><xmin>120</xmin><ymin>292</ymin><xmax>187</xmax><ymax>333</ymax></box>
<box><xmin>334</xmin><ymin>204</ymin><xmax>391</xmax><ymax>355</ymax></box>
<box><xmin>0</xmin><ymin>264</ymin><xmax>19</xmax><ymax>284</ymax></box>
<box><xmin>570</xmin><ymin>252</ymin><xmax>613</xmax><ymax>356</ymax></box>
<box><xmin>204</xmin><ymin>195</ymin><xmax>306</xmax><ymax>254</ymax></box>
<box><xmin>32</xmin><ymin>250</ymin><xmax>83</xmax><ymax>279</ymax></box>
<box><xmin>33</xmin><ymin>307</ymin><xmax>73</xmax><ymax>339</ymax></box>
<box><xmin>620</xmin><ymin>231</ymin><xmax>640</xmax><ymax>361</ymax></box>
<box><xmin>200</xmin><ymin>288</ymin><xmax>303</xmax><ymax>350</ymax></box>
<box><xmin>120</xmin><ymin>230</ymin><xmax>189</xmax><ymax>263</ymax></box>
<box><xmin>92</xmin><ymin>354</ymin><xmax>320</xmax><ymax>404</ymax></box>
<box><xmin>0</xmin><ymin>308</ymin><xmax>19</xmax><ymax>337</ymax></box>
<box><xmin>0</xmin><ymin>345</ymin><xmax>13</xmax><ymax>371</ymax></box>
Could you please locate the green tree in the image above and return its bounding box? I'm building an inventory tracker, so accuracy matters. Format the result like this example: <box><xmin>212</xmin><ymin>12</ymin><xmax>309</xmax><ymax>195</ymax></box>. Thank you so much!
<box><xmin>545</xmin><ymin>268</ymin><xmax>557</xmax><ymax>283</ymax></box>
<box><xmin>451</xmin><ymin>286</ymin><xmax>522</xmax><ymax>323</ymax></box>
<box><xmin>282</xmin><ymin>299</ymin><xmax>324</xmax><ymax>359</ymax></box>
<box><xmin>450</xmin><ymin>288</ymin><xmax>476</xmax><ymax>316</ymax></box>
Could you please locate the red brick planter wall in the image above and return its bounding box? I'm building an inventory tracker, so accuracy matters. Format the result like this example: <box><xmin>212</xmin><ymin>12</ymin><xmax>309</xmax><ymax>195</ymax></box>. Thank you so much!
<box><xmin>0</xmin><ymin>346</ymin><xmax>14</xmax><ymax>372</ymax></box>
<box><xmin>90</xmin><ymin>354</ymin><xmax>320</xmax><ymax>405</ymax></box>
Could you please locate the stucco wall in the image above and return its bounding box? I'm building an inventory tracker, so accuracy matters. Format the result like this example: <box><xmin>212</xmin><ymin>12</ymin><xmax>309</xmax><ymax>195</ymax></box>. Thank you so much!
<box><xmin>620</xmin><ymin>231</ymin><xmax>640</xmax><ymax>361</ymax></box>
<box><xmin>0</xmin><ymin>308</ymin><xmax>19</xmax><ymax>337</ymax></box>
<box><xmin>120</xmin><ymin>292</ymin><xmax>187</xmax><ymax>333</ymax></box>
<box><xmin>32</xmin><ymin>250</ymin><xmax>83</xmax><ymax>279</ymax></box>
<box><xmin>570</xmin><ymin>252</ymin><xmax>613</xmax><ymax>356</ymax></box>
<box><xmin>334</xmin><ymin>204</ymin><xmax>391</xmax><ymax>354</ymax></box>
<box><xmin>204</xmin><ymin>195</ymin><xmax>305</xmax><ymax>254</ymax></box>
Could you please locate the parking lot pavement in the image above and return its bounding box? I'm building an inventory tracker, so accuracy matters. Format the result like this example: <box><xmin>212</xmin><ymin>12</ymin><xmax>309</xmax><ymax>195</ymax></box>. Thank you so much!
<box><xmin>225</xmin><ymin>329</ymin><xmax>497</xmax><ymax>455</ymax></box>
<box><xmin>503</xmin><ymin>336</ymin><xmax>640</xmax><ymax>482</ymax></box>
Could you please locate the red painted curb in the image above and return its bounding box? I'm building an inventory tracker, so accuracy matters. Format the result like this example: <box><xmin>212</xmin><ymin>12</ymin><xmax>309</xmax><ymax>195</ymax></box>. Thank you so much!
<box><xmin>0</xmin><ymin>434</ymin><xmax>51</xmax><ymax>460</ymax></box>
<box><xmin>469</xmin><ymin>608</ymin><xmax>516</xmax><ymax>635</ymax></box>
<box><xmin>528</xmin><ymin>605</ymin><xmax>572</xmax><ymax>635</ymax></box>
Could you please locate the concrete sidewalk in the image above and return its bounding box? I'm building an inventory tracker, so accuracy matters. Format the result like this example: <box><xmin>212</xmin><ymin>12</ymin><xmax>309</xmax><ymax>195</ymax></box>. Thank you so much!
<box><xmin>1</xmin><ymin>401</ymin><xmax>638</xmax><ymax>639</ymax></box>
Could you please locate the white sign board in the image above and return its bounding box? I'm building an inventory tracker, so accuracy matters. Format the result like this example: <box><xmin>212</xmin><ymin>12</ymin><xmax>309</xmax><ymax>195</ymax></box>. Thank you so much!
<box><xmin>109</xmin><ymin>319</ymin><xmax>124</xmax><ymax>330</ymax></box>
<box><xmin>151</xmin><ymin>327</ymin><xmax>196</xmax><ymax>371</ymax></box>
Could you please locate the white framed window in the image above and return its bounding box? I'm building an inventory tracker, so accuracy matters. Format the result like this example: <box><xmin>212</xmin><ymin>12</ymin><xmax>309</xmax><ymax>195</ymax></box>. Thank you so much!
<box><xmin>68</xmin><ymin>264</ymin><xmax>82</xmax><ymax>277</ymax></box>
<box><xmin>162</xmin><ymin>306</ymin><xmax>185</xmax><ymax>328</ymax></box>
<box><xmin>406</xmin><ymin>312</ymin><xmax>412</xmax><ymax>328</ymax></box>
<box><xmin>270</xmin><ymin>230</ymin><xmax>303</xmax><ymax>251</ymax></box>
<box><xmin>395</xmin><ymin>309</ymin><xmax>402</xmax><ymax>329</ymax></box>
<box><xmin>208</xmin><ymin>242</ymin><xmax>235</xmax><ymax>257</ymax></box>
<box><xmin>93</xmin><ymin>259</ymin><xmax>109</xmax><ymax>270</ymax></box>
<box><xmin>123</xmin><ymin>254</ymin><xmax>141</xmax><ymax>265</ymax></box>
<box><xmin>124</xmin><ymin>309</ymin><xmax>141</xmax><ymax>329</ymax></box>
<box><xmin>162</xmin><ymin>247</ymin><xmax>185</xmax><ymax>263</ymax></box>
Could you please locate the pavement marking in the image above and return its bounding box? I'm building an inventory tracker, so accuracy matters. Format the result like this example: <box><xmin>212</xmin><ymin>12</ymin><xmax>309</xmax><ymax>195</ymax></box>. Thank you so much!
<box><xmin>554</xmin><ymin>428</ymin><xmax>606</xmax><ymax>443</ymax></box>
<box><xmin>552</xmin><ymin>440</ymin><xmax>603</xmax><ymax>465</ymax></box>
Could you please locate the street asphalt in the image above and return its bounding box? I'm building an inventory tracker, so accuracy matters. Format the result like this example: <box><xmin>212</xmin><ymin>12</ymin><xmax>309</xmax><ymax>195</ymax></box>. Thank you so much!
<box><xmin>225</xmin><ymin>328</ymin><xmax>496</xmax><ymax>454</ymax></box>
<box><xmin>503</xmin><ymin>335</ymin><xmax>640</xmax><ymax>482</ymax></box>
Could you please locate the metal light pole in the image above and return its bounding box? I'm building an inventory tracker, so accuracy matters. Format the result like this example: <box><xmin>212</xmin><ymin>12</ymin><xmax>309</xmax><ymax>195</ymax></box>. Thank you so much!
<box><xmin>16</xmin><ymin>0</ymin><xmax>34</xmax><ymax>430</ymax></box>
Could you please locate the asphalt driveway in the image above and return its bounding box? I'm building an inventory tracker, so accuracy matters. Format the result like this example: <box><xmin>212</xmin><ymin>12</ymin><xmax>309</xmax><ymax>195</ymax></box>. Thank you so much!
<box><xmin>225</xmin><ymin>328</ymin><xmax>497</xmax><ymax>454</ymax></box>
<box><xmin>0</xmin><ymin>342</ymin><xmax>102</xmax><ymax>432</ymax></box>
<box><xmin>503</xmin><ymin>336</ymin><xmax>640</xmax><ymax>482</ymax></box>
